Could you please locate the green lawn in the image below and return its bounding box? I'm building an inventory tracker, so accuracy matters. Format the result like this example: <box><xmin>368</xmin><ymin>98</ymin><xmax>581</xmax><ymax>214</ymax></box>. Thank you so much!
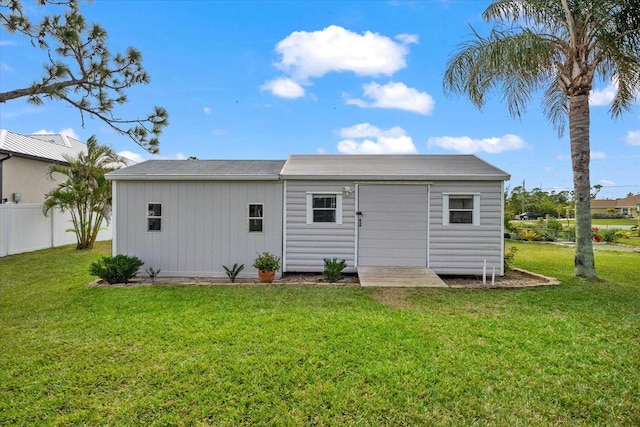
<box><xmin>591</xmin><ymin>218</ymin><xmax>639</xmax><ymax>227</ymax></box>
<box><xmin>1</xmin><ymin>241</ymin><xmax>639</xmax><ymax>425</ymax></box>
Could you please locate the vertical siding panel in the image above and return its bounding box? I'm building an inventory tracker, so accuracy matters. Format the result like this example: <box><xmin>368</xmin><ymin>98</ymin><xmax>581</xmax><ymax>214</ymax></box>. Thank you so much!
<box><xmin>113</xmin><ymin>180</ymin><xmax>282</xmax><ymax>278</ymax></box>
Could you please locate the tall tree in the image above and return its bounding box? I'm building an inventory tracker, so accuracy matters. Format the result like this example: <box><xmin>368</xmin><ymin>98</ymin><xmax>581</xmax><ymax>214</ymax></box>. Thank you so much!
<box><xmin>0</xmin><ymin>0</ymin><xmax>168</xmax><ymax>153</ymax></box>
<box><xmin>44</xmin><ymin>136</ymin><xmax>125</xmax><ymax>249</ymax></box>
<box><xmin>444</xmin><ymin>0</ymin><xmax>640</xmax><ymax>278</ymax></box>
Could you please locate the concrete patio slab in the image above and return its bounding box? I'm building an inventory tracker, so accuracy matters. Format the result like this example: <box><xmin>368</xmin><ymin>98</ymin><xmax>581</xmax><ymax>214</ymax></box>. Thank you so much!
<box><xmin>357</xmin><ymin>266</ymin><xmax>448</xmax><ymax>288</ymax></box>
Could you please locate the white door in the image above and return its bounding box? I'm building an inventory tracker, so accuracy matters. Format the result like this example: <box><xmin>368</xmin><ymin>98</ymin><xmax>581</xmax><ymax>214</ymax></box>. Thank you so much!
<box><xmin>357</xmin><ymin>184</ymin><xmax>429</xmax><ymax>267</ymax></box>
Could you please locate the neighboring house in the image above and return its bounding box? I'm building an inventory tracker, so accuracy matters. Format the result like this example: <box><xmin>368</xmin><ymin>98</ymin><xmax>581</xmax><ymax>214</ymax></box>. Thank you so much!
<box><xmin>591</xmin><ymin>194</ymin><xmax>640</xmax><ymax>218</ymax></box>
<box><xmin>107</xmin><ymin>155</ymin><xmax>510</xmax><ymax>278</ymax></box>
<box><xmin>0</xmin><ymin>129</ymin><xmax>87</xmax><ymax>204</ymax></box>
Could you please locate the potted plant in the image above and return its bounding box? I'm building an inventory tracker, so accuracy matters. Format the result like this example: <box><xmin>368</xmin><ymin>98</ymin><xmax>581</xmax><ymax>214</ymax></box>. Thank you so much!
<box><xmin>252</xmin><ymin>252</ymin><xmax>281</xmax><ymax>283</ymax></box>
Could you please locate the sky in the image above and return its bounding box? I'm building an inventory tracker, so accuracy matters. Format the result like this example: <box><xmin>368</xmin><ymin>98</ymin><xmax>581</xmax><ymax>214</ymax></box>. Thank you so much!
<box><xmin>1</xmin><ymin>0</ymin><xmax>639</xmax><ymax>199</ymax></box>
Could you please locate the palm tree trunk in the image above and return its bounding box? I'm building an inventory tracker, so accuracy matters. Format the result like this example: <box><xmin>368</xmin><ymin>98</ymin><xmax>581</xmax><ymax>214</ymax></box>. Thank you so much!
<box><xmin>569</xmin><ymin>93</ymin><xmax>596</xmax><ymax>278</ymax></box>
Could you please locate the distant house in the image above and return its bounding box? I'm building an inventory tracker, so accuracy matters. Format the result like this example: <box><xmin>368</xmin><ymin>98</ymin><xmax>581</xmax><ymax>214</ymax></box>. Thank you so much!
<box><xmin>106</xmin><ymin>155</ymin><xmax>511</xmax><ymax>279</ymax></box>
<box><xmin>0</xmin><ymin>129</ymin><xmax>124</xmax><ymax>256</ymax></box>
<box><xmin>591</xmin><ymin>194</ymin><xmax>640</xmax><ymax>218</ymax></box>
<box><xmin>0</xmin><ymin>129</ymin><xmax>87</xmax><ymax>204</ymax></box>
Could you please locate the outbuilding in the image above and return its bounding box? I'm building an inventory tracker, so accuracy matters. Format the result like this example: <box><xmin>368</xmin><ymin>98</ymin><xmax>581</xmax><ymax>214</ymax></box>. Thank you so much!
<box><xmin>107</xmin><ymin>154</ymin><xmax>510</xmax><ymax>279</ymax></box>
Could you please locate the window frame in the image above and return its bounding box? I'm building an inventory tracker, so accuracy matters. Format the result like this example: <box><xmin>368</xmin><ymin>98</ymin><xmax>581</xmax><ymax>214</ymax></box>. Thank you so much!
<box><xmin>147</xmin><ymin>202</ymin><xmax>162</xmax><ymax>232</ymax></box>
<box><xmin>306</xmin><ymin>192</ymin><xmax>343</xmax><ymax>225</ymax></box>
<box><xmin>248</xmin><ymin>203</ymin><xmax>264</xmax><ymax>233</ymax></box>
<box><xmin>442</xmin><ymin>193</ymin><xmax>480</xmax><ymax>226</ymax></box>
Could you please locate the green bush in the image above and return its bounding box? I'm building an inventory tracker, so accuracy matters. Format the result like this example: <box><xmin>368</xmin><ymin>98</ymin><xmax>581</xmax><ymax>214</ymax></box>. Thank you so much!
<box><xmin>519</xmin><ymin>229</ymin><xmax>540</xmax><ymax>241</ymax></box>
<box><xmin>535</xmin><ymin>217</ymin><xmax>563</xmax><ymax>230</ymax></box>
<box><xmin>598</xmin><ymin>228</ymin><xmax>621</xmax><ymax>243</ymax></box>
<box><xmin>504</xmin><ymin>246</ymin><xmax>518</xmax><ymax>273</ymax></box>
<box><xmin>89</xmin><ymin>254</ymin><xmax>144</xmax><ymax>284</ymax></box>
<box><xmin>323</xmin><ymin>258</ymin><xmax>347</xmax><ymax>283</ymax></box>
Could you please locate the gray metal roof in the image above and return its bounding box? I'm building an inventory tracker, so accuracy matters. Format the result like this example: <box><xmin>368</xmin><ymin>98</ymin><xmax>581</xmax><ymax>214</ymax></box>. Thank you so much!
<box><xmin>106</xmin><ymin>155</ymin><xmax>510</xmax><ymax>182</ymax></box>
<box><xmin>106</xmin><ymin>159</ymin><xmax>287</xmax><ymax>181</ymax></box>
<box><xmin>0</xmin><ymin>129</ymin><xmax>86</xmax><ymax>163</ymax></box>
<box><xmin>280</xmin><ymin>155</ymin><xmax>510</xmax><ymax>181</ymax></box>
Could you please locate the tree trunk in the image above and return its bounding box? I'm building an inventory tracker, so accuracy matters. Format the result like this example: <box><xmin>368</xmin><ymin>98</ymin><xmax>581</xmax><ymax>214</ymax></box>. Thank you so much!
<box><xmin>569</xmin><ymin>93</ymin><xmax>596</xmax><ymax>278</ymax></box>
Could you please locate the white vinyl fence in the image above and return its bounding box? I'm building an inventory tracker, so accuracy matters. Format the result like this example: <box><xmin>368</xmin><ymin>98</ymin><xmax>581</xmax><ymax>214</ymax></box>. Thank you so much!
<box><xmin>0</xmin><ymin>203</ymin><xmax>111</xmax><ymax>257</ymax></box>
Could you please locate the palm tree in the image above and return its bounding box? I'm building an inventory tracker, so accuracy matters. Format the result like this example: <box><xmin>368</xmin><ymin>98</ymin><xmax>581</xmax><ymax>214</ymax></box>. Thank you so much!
<box><xmin>44</xmin><ymin>136</ymin><xmax>126</xmax><ymax>249</ymax></box>
<box><xmin>444</xmin><ymin>0</ymin><xmax>640</xmax><ymax>278</ymax></box>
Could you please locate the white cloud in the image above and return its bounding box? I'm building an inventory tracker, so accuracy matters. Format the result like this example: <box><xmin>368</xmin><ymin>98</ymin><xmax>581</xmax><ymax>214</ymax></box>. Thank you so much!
<box><xmin>590</xmin><ymin>82</ymin><xmax>617</xmax><ymax>106</ymax></box>
<box><xmin>623</xmin><ymin>130</ymin><xmax>640</xmax><ymax>146</ymax></box>
<box><xmin>260</xmin><ymin>78</ymin><xmax>305</xmax><ymax>99</ymax></box>
<box><xmin>337</xmin><ymin>123</ymin><xmax>417</xmax><ymax>154</ymax></box>
<box><xmin>203</xmin><ymin>107</ymin><xmax>212</xmax><ymax>115</ymax></box>
<box><xmin>591</xmin><ymin>150</ymin><xmax>606</xmax><ymax>159</ymax></box>
<box><xmin>117</xmin><ymin>151</ymin><xmax>187</xmax><ymax>163</ymax></box>
<box><xmin>600</xmin><ymin>179</ymin><xmax>616</xmax><ymax>186</ymax></box>
<box><xmin>427</xmin><ymin>134</ymin><xmax>527</xmax><ymax>154</ymax></box>
<box><xmin>33</xmin><ymin>128</ymin><xmax>81</xmax><ymax>140</ymax></box>
<box><xmin>395</xmin><ymin>33</ymin><xmax>419</xmax><ymax>44</ymax></box>
<box><xmin>117</xmin><ymin>150</ymin><xmax>146</xmax><ymax>164</ymax></box>
<box><xmin>345</xmin><ymin>81</ymin><xmax>435</xmax><ymax>115</ymax></box>
<box><xmin>274</xmin><ymin>25</ymin><xmax>409</xmax><ymax>81</ymax></box>
<box><xmin>213</xmin><ymin>129</ymin><xmax>227</xmax><ymax>136</ymax></box>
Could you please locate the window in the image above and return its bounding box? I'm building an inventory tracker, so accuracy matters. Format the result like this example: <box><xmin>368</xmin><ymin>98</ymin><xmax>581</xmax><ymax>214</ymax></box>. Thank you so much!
<box><xmin>306</xmin><ymin>193</ymin><xmax>342</xmax><ymax>224</ymax></box>
<box><xmin>147</xmin><ymin>203</ymin><xmax>162</xmax><ymax>231</ymax></box>
<box><xmin>249</xmin><ymin>204</ymin><xmax>263</xmax><ymax>232</ymax></box>
<box><xmin>443</xmin><ymin>194</ymin><xmax>479</xmax><ymax>225</ymax></box>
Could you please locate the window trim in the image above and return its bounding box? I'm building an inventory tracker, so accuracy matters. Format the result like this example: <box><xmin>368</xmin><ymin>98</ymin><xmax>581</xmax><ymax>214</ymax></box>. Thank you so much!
<box><xmin>248</xmin><ymin>203</ymin><xmax>264</xmax><ymax>233</ymax></box>
<box><xmin>306</xmin><ymin>192</ymin><xmax>343</xmax><ymax>225</ymax></box>
<box><xmin>442</xmin><ymin>193</ymin><xmax>480</xmax><ymax>226</ymax></box>
<box><xmin>147</xmin><ymin>202</ymin><xmax>162</xmax><ymax>232</ymax></box>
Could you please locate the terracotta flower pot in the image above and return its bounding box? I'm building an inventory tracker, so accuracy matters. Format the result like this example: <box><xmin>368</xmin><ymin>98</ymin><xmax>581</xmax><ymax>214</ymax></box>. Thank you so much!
<box><xmin>258</xmin><ymin>270</ymin><xmax>275</xmax><ymax>283</ymax></box>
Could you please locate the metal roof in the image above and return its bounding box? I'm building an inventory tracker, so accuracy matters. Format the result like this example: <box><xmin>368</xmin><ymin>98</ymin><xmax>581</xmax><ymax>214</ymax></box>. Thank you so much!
<box><xmin>280</xmin><ymin>155</ymin><xmax>510</xmax><ymax>181</ymax></box>
<box><xmin>106</xmin><ymin>159</ymin><xmax>287</xmax><ymax>181</ymax></box>
<box><xmin>107</xmin><ymin>155</ymin><xmax>510</xmax><ymax>182</ymax></box>
<box><xmin>0</xmin><ymin>129</ymin><xmax>87</xmax><ymax>163</ymax></box>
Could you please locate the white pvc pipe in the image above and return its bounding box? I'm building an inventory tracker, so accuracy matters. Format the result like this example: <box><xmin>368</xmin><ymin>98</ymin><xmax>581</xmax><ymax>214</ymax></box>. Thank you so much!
<box><xmin>483</xmin><ymin>260</ymin><xmax>487</xmax><ymax>284</ymax></box>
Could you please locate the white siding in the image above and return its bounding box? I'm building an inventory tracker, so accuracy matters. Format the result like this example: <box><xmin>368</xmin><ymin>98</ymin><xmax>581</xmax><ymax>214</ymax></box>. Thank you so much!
<box><xmin>113</xmin><ymin>181</ymin><xmax>283</xmax><ymax>278</ymax></box>
<box><xmin>284</xmin><ymin>180</ymin><xmax>356</xmax><ymax>272</ymax></box>
<box><xmin>429</xmin><ymin>181</ymin><xmax>504</xmax><ymax>275</ymax></box>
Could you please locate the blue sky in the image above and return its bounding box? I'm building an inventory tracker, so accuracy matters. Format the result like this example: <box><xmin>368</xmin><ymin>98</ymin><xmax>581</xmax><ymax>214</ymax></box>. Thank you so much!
<box><xmin>1</xmin><ymin>0</ymin><xmax>638</xmax><ymax>199</ymax></box>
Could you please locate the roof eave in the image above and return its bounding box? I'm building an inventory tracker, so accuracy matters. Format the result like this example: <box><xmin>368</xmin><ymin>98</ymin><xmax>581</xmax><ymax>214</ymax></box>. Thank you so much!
<box><xmin>106</xmin><ymin>173</ymin><xmax>281</xmax><ymax>181</ymax></box>
<box><xmin>280</xmin><ymin>174</ymin><xmax>511</xmax><ymax>181</ymax></box>
<box><xmin>0</xmin><ymin>149</ymin><xmax>70</xmax><ymax>165</ymax></box>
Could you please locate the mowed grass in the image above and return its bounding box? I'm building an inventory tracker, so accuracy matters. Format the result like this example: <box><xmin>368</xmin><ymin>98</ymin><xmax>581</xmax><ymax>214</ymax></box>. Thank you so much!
<box><xmin>1</xmin><ymin>241</ymin><xmax>639</xmax><ymax>425</ymax></box>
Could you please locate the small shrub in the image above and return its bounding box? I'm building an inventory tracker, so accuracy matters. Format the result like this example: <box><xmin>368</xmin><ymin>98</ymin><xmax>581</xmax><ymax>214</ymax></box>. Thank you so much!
<box><xmin>519</xmin><ymin>229</ymin><xmax>540</xmax><ymax>241</ymax></box>
<box><xmin>253</xmin><ymin>252</ymin><xmax>281</xmax><ymax>272</ymax></box>
<box><xmin>504</xmin><ymin>210</ymin><xmax>517</xmax><ymax>232</ymax></box>
<box><xmin>546</xmin><ymin>217</ymin><xmax>563</xmax><ymax>230</ymax></box>
<box><xmin>323</xmin><ymin>258</ymin><xmax>347</xmax><ymax>283</ymax></box>
<box><xmin>536</xmin><ymin>230</ymin><xmax>556</xmax><ymax>242</ymax></box>
<box><xmin>223</xmin><ymin>263</ymin><xmax>245</xmax><ymax>283</ymax></box>
<box><xmin>504</xmin><ymin>246</ymin><xmax>518</xmax><ymax>273</ymax></box>
<box><xmin>145</xmin><ymin>267</ymin><xmax>161</xmax><ymax>283</ymax></box>
<box><xmin>89</xmin><ymin>254</ymin><xmax>144</xmax><ymax>284</ymax></box>
<box><xmin>599</xmin><ymin>228</ymin><xmax>621</xmax><ymax>243</ymax></box>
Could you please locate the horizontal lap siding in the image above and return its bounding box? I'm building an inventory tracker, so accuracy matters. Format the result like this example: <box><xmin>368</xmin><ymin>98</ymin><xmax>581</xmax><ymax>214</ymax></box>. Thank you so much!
<box><xmin>114</xmin><ymin>181</ymin><xmax>282</xmax><ymax>278</ymax></box>
<box><xmin>285</xmin><ymin>180</ymin><xmax>356</xmax><ymax>272</ymax></box>
<box><xmin>429</xmin><ymin>181</ymin><xmax>503</xmax><ymax>275</ymax></box>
